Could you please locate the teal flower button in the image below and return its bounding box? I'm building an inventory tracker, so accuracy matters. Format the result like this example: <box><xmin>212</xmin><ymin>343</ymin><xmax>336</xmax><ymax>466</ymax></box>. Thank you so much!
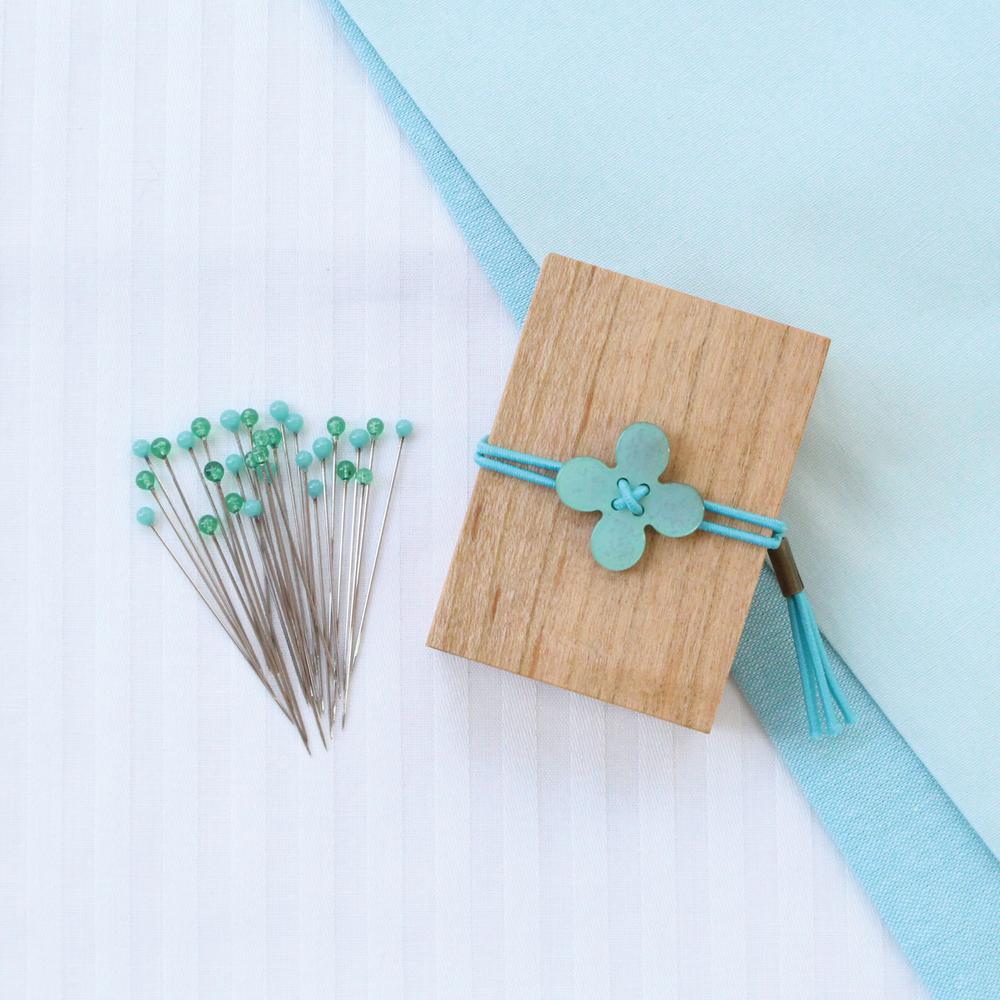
<box><xmin>554</xmin><ymin>423</ymin><xmax>705</xmax><ymax>570</ymax></box>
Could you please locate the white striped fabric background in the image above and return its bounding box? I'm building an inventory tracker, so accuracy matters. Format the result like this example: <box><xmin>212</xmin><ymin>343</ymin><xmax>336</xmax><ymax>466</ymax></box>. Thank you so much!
<box><xmin>0</xmin><ymin>1</ymin><xmax>927</xmax><ymax>997</ymax></box>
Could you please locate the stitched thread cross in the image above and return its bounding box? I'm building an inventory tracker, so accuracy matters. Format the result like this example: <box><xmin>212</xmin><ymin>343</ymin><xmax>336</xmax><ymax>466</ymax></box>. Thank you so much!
<box><xmin>611</xmin><ymin>478</ymin><xmax>650</xmax><ymax>514</ymax></box>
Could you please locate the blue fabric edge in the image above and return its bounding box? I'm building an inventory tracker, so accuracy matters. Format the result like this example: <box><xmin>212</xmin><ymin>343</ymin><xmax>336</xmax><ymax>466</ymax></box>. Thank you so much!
<box><xmin>324</xmin><ymin>4</ymin><xmax>1000</xmax><ymax>997</ymax></box>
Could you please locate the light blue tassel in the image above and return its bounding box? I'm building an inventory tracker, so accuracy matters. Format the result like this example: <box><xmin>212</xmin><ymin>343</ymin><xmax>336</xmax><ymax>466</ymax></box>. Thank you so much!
<box><xmin>788</xmin><ymin>590</ymin><xmax>855</xmax><ymax>738</ymax></box>
<box><xmin>771</xmin><ymin>540</ymin><xmax>854</xmax><ymax>739</ymax></box>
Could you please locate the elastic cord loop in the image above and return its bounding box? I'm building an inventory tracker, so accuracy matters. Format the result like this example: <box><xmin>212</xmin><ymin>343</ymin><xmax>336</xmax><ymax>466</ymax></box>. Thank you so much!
<box><xmin>476</xmin><ymin>438</ymin><xmax>562</xmax><ymax>471</ymax></box>
<box><xmin>475</xmin><ymin>452</ymin><xmax>558</xmax><ymax>489</ymax></box>
<box><xmin>703</xmin><ymin>499</ymin><xmax>785</xmax><ymax>536</ymax></box>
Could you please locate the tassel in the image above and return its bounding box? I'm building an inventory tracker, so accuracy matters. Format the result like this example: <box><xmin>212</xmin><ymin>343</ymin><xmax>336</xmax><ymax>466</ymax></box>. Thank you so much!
<box><xmin>769</xmin><ymin>539</ymin><xmax>854</xmax><ymax>739</ymax></box>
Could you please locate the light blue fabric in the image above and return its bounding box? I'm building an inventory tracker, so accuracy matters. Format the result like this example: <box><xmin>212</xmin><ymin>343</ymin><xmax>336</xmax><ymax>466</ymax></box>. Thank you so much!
<box><xmin>335</xmin><ymin>0</ymin><xmax>1000</xmax><ymax>866</ymax></box>
<box><xmin>325</xmin><ymin>5</ymin><xmax>1000</xmax><ymax>997</ymax></box>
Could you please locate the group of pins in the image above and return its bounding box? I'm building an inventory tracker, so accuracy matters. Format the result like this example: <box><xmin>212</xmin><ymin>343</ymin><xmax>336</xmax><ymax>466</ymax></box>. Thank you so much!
<box><xmin>133</xmin><ymin>402</ymin><xmax>413</xmax><ymax>751</ymax></box>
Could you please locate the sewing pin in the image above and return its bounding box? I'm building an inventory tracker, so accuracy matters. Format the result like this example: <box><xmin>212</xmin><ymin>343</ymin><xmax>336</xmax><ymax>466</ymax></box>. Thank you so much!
<box><xmin>333</xmin><ymin>456</ymin><xmax>356</xmax><ymax>710</ymax></box>
<box><xmin>341</xmin><ymin>425</ymin><xmax>373</xmax><ymax>723</ymax></box>
<box><xmin>350</xmin><ymin>419</ymin><xmax>412</xmax><ymax>670</ymax></box>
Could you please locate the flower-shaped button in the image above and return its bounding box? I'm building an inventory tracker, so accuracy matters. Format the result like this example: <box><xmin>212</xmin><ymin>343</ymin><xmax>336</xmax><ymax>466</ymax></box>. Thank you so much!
<box><xmin>554</xmin><ymin>423</ymin><xmax>705</xmax><ymax>571</ymax></box>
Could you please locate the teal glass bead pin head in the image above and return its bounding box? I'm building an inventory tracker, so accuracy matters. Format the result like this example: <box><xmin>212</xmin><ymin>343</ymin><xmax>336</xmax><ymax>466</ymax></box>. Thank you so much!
<box><xmin>348</xmin><ymin>427</ymin><xmax>370</xmax><ymax>451</ymax></box>
<box><xmin>295</xmin><ymin>450</ymin><xmax>313</xmax><ymax>470</ymax></box>
<box><xmin>132</xmin><ymin>439</ymin><xmax>151</xmax><ymax>458</ymax></box>
<box><xmin>313</xmin><ymin>437</ymin><xmax>333</xmax><ymax>461</ymax></box>
<box><xmin>307</xmin><ymin>478</ymin><xmax>324</xmax><ymax>499</ymax></box>
<box><xmin>269</xmin><ymin>400</ymin><xmax>289</xmax><ymax>423</ymax></box>
<box><xmin>555</xmin><ymin>423</ymin><xmax>704</xmax><ymax>571</ymax></box>
<box><xmin>242</xmin><ymin>498</ymin><xmax>263</xmax><ymax>518</ymax></box>
<box><xmin>395</xmin><ymin>419</ymin><xmax>413</xmax><ymax>439</ymax></box>
<box><xmin>177</xmin><ymin>430</ymin><xmax>196</xmax><ymax>450</ymax></box>
<box><xmin>136</xmin><ymin>506</ymin><xmax>155</xmax><ymax>526</ymax></box>
<box><xmin>285</xmin><ymin>413</ymin><xmax>303</xmax><ymax>434</ymax></box>
<box><xmin>225</xmin><ymin>453</ymin><xmax>245</xmax><ymax>474</ymax></box>
<box><xmin>220</xmin><ymin>409</ymin><xmax>241</xmax><ymax>431</ymax></box>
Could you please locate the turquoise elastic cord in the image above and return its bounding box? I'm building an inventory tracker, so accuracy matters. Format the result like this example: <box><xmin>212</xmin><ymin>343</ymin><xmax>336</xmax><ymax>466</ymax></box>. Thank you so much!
<box><xmin>475</xmin><ymin>438</ymin><xmax>784</xmax><ymax>549</ymax></box>
<box><xmin>613</xmin><ymin>479</ymin><xmax>650</xmax><ymax>514</ymax></box>
<box><xmin>476</xmin><ymin>438</ymin><xmax>563</xmax><ymax>472</ymax></box>
<box><xmin>474</xmin><ymin>434</ymin><xmax>850</xmax><ymax>739</ymax></box>
<box><xmin>474</xmin><ymin>439</ymin><xmax>562</xmax><ymax>489</ymax></box>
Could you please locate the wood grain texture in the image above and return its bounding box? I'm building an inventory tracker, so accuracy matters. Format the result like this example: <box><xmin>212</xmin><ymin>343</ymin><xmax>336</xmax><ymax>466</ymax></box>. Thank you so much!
<box><xmin>429</xmin><ymin>255</ymin><xmax>828</xmax><ymax>731</ymax></box>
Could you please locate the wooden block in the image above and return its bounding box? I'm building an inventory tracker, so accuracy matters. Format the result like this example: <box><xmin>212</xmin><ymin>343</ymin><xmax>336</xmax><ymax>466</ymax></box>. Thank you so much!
<box><xmin>429</xmin><ymin>255</ymin><xmax>828</xmax><ymax>732</ymax></box>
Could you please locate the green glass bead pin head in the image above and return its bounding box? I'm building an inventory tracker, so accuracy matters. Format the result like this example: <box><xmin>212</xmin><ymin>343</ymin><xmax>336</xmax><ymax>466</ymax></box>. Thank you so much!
<box><xmin>203</xmin><ymin>461</ymin><xmax>225</xmax><ymax>483</ymax></box>
<box><xmin>327</xmin><ymin>416</ymin><xmax>345</xmax><ymax>437</ymax></box>
<box><xmin>150</xmin><ymin>437</ymin><xmax>171</xmax><ymax>459</ymax></box>
<box><xmin>366</xmin><ymin>417</ymin><xmax>384</xmax><ymax>437</ymax></box>
<box><xmin>225</xmin><ymin>492</ymin><xmax>244</xmax><ymax>513</ymax></box>
<box><xmin>240</xmin><ymin>408</ymin><xmax>259</xmax><ymax>429</ymax></box>
<box><xmin>191</xmin><ymin>417</ymin><xmax>211</xmax><ymax>440</ymax></box>
<box><xmin>251</xmin><ymin>446</ymin><xmax>275</xmax><ymax>481</ymax></box>
<box><xmin>135</xmin><ymin>470</ymin><xmax>156</xmax><ymax>491</ymax></box>
<box><xmin>198</xmin><ymin>514</ymin><xmax>219</xmax><ymax>535</ymax></box>
<box><xmin>336</xmin><ymin>459</ymin><xmax>356</xmax><ymax>482</ymax></box>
